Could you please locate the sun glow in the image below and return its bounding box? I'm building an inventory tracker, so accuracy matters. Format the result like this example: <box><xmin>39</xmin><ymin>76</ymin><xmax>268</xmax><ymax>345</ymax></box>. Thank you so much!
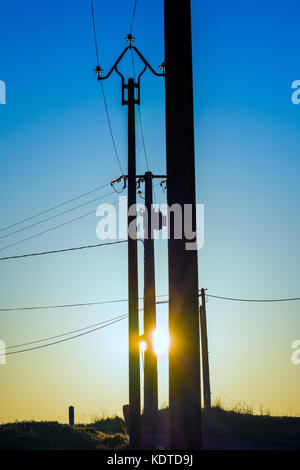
<box><xmin>152</xmin><ymin>329</ymin><xmax>170</xmax><ymax>356</ymax></box>
<box><xmin>139</xmin><ymin>340</ymin><xmax>147</xmax><ymax>353</ymax></box>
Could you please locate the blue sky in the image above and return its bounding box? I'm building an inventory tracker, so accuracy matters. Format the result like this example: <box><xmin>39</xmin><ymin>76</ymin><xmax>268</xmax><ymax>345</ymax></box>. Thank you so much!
<box><xmin>0</xmin><ymin>0</ymin><xmax>300</xmax><ymax>422</ymax></box>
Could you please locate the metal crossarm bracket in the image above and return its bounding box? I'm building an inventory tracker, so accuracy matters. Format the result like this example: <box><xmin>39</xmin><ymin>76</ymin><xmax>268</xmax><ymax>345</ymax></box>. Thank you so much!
<box><xmin>94</xmin><ymin>42</ymin><xmax>164</xmax><ymax>106</ymax></box>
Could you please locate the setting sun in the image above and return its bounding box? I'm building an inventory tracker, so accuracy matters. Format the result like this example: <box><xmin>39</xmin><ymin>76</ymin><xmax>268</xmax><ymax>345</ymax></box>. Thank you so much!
<box><xmin>152</xmin><ymin>329</ymin><xmax>170</xmax><ymax>356</ymax></box>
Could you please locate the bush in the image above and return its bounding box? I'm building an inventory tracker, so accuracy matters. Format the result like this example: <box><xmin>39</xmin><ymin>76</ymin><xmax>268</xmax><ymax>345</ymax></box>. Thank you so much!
<box><xmin>0</xmin><ymin>421</ymin><xmax>99</xmax><ymax>450</ymax></box>
<box><xmin>89</xmin><ymin>415</ymin><xmax>126</xmax><ymax>434</ymax></box>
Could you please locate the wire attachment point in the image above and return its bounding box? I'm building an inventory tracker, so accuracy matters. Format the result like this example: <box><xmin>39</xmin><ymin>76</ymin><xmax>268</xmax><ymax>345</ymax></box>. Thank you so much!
<box><xmin>126</xmin><ymin>34</ymin><xmax>135</xmax><ymax>46</ymax></box>
<box><xmin>159</xmin><ymin>62</ymin><xmax>166</xmax><ymax>75</ymax></box>
<box><xmin>94</xmin><ymin>65</ymin><xmax>104</xmax><ymax>80</ymax></box>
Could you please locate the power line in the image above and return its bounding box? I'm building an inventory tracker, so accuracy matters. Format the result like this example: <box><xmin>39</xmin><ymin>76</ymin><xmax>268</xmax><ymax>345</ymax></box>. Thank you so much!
<box><xmin>0</xmin><ymin>182</ymin><xmax>111</xmax><ymax>234</ymax></box>
<box><xmin>100</xmin><ymin>83</ymin><xmax>124</xmax><ymax>175</ymax></box>
<box><xmin>2</xmin><ymin>314</ymin><xmax>127</xmax><ymax>350</ymax></box>
<box><xmin>90</xmin><ymin>0</ymin><xmax>124</xmax><ymax>175</ymax></box>
<box><xmin>2</xmin><ymin>293</ymin><xmax>299</xmax><ymax>353</ymax></box>
<box><xmin>129</xmin><ymin>0</ymin><xmax>138</xmax><ymax>34</ymax></box>
<box><xmin>0</xmin><ymin>200</ymin><xmax>119</xmax><ymax>253</ymax></box>
<box><xmin>0</xmin><ymin>304</ymin><xmax>151</xmax><ymax>355</ymax></box>
<box><xmin>0</xmin><ymin>299</ymin><xmax>127</xmax><ymax>312</ymax></box>
<box><xmin>90</xmin><ymin>0</ymin><xmax>100</xmax><ymax>65</ymax></box>
<box><xmin>1</xmin><ymin>315</ymin><xmax>127</xmax><ymax>356</ymax></box>
<box><xmin>206</xmin><ymin>294</ymin><xmax>300</xmax><ymax>303</ymax></box>
<box><xmin>0</xmin><ymin>294</ymin><xmax>169</xmax><ymax>313</ymax></box>
<box><xmin>130</xmin><ymin>47</ymin><xmax>158</xmax><ymax>203</ymax></box>
<box><xmin>0</xmin><ymin>239</ymin><xmax>127</xmax><ymax>262</ymax></box>
<box><xmin>0</xmin><ymin>191</ymin><xmax>115</xmax><ymax>242</ymax></box>
<box><xmin>130</xmin><ymin>49</ymin><xmax>150</xmax><ymax>172</ymax></box>
<box><xmin>1</xmin><ymin>288</ymin><xmax>298</xmax><ymax>312</ymax></box>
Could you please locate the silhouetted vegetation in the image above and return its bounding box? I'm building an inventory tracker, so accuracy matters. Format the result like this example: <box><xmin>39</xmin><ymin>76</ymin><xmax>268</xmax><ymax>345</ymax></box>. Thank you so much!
<box><xmin>87</xmin><ymin>414</ymin><xmax>127</xmax><ymax>434</ymax></box>
<box><xmin>0</xmin><ymin>421</ymin><xmax>99</xmax><ymax>450</ymax></box>
<box><xmin>202</xmin><ymin>406</ymin><xmax>300</xmax><ymax>447</ymax></box>
<box><xmin>0</xmin><ymin>408</ymin><xmax>299</xmax><ymax>450</ymax></box>
<box><xmin>0</xmin><ymin>417</ymin><xmax>129</xmax><ymax>450</ymax></box>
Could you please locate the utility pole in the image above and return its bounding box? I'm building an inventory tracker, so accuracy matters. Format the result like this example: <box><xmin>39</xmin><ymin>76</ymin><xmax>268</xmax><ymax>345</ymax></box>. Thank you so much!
<box><xmin>200</xmin><ymin>288</ymin><xmax>211</xmax><ymax>409</ymax></box>
<box><xmin>143</xmin><ymin>172</ymin><xmax>158</xmax><ymax>426</ymax></box>
<box><xmin>95</xmin><ymin>38</ymin><xmax>164</xmax><ymax>449</ymax></box>
<box><xmin>127</xmin><ymin>76</ymin><xmax>141</xmax><ymax>449</ymax></box>
<box><xmin>164</xmin><ymin>1</ymin><xmax>201</xmax><ymax>449</ymax></box>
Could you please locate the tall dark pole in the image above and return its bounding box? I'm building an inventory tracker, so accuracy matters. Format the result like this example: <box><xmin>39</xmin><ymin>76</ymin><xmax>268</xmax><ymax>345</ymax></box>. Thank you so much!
<box><xmin>164</xmin><ymin>1</ymin><xmax>201</xmax><ymax>449</ymax></box>
<box><xmin>127</xmin><ymin>77</ymin><xmax>141</xmax><ymax>449</ymax></box>
<box><xmin>143</xmin><ymin>172</ymin><xmax>158</xmax><ymax>426</ymax></box>
<box><xmin>95</xmin><ymin>39</ymin><xmax>164</xmax><ymax>449</ymax></box>
<box><xmin>200</xmin><ymin>288</ymin><xmax>211</xmax><ymax>409</ymax></box>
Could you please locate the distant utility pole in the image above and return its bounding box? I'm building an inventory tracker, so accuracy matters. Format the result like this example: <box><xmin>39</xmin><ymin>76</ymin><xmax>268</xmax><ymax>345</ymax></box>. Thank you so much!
<box><xmin>141</xmin><ymin>172</ymin><xmax>166</xmax><ymax>430</ymax></box>
<box><xmin>164</xmin><ymin>1</ymin><xmax>202</xmax><ymax>449</ymax></box>
<box><xmin>95</xmin><ymin>37</ymin><xmax>164</xmax><ymax>449</ymax></box>
<box><xmin>143</xmin><ymin>172</ymin><xmax>158</xmax><ymax>424</ymax></box>
<box><xmin>200</xmin><ymin>288</ymin><xmax>211</xmax><ymax>409</ymax></box>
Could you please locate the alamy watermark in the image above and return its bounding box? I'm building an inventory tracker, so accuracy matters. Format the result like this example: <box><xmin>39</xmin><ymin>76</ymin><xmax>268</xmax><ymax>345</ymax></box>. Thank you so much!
<box><xmin>291</xmin><ymin>340</ymin><xmax>300</xmax><ymax>365</ymax></box>
<box><xmin>0</xmin><ymin>340</ymin><xmax>6</xmax><ymax>365</ymax></box>
<box><xmin>96</xmin><ymin>196</ymin><xmax>204</xmax><ymax>251</ymax></box>
<box><xmin>0</xmin><ymin>80</ymin><xmax>6</xmax><ymax>104</ymax></box>
<box><xmin>291</xmin><ymin>80</ymin><xmax>300</xmax><ymax>104</ymax></box>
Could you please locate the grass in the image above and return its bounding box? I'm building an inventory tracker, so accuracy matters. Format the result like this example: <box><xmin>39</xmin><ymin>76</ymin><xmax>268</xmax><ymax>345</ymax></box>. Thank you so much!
<box><xmin>0</xmin><ymin>421</ymin><xmax>100</xmax><ymax>450</ymax></box>
<box><xmin>0</xmin><ymin>417</ymin><xmax>129</xmax><ymax>450</ymax></box>
<box><xmin>202</xmin><ymin>406</ymin><xmax>300</xmax><ymax>445</ymax></box>
<box><xmin>86</xmin><ymin>413</ymin><xmax>126</xmax><ymax>434</ymax></box>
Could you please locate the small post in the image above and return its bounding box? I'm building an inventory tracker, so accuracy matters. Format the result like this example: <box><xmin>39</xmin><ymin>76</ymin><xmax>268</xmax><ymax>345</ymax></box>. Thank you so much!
<box><xmin>200</xmin><ymin>288</ymin><xmax>211</xmax><ymax>408</ymax></box>
<box><xmin>69</xmin><ymin>406</ymin><xmax>74</xmax><ymax>426</ymax></box>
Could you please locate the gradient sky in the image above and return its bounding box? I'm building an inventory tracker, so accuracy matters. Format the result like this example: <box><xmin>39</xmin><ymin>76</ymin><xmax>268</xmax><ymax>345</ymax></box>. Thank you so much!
<box><xmin>0</xmin><ymin>0</ymin><xmax>300</xmax><ymax>423</ymax></box>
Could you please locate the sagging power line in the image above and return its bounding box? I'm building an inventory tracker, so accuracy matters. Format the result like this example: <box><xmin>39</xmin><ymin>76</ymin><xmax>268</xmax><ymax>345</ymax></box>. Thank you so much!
<box><xmin>0</xmin><ymin>191</ymin><xmax>115</xmax><ymax>242</ymax></box>
<box><xmin>0</xmin><ymin>200</ymin><xmax>120</xmax><ymax>253</ymax></box>
<box><xmin>2</xmin><ymin>314</ymin><xmax>128</xmax><ymax>350</ymax></box>
<box><xmin>0</xmin><ymin>182</ymin><xmax>111</xmax><ymax>234</ymax></box>
<box><xmin>0</xmin><ymin>294</ymin><xmax>169</xmax><ymax>313</ymax></box>
<box><xmin>90</xmin><ymin>0</ymin><xmax>124</xmax><ymax>175</ymax></box>
<box><xmin>130</xmin><ymin>48</ymin><xmax>150</xmax><ymax>172</ymax></box>
<box><xmin>1</xmin><ymin>290</ymin><xmax>299</xmax><ymax>314</ymax></box>
<box><xmin>0</xmin><ymin>240</ymin><xmax>128</xmax><ymax>262</ymax></box>
<box><xmin>206</xmin><ymin>294</ymin><xmax>300</xmax><ymax>302</ymax></box>
<box><xmin>0</xmin><ymin>315</ymin><xmax>127</xmax><ymax>356</ymax></box>
<box><xmin>129</xmin><ymin>0</ymin><xmax>138</xmax><ymax>34</ymax></box>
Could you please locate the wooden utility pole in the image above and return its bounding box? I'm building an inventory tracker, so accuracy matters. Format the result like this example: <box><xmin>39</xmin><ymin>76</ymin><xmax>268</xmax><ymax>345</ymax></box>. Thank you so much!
<box><xmin>164</xmin><ymin>0</ymin><xmax>201</xmax><ymax>449</ymax></box>
<box><xmin>200</xmin><ymin>288</ymin><xmax>211</xmax><ymax>408</ymax></box>
<box><xmin>143</xmin><ymin>172</ymin><xmax>158</xmax><ymax>425</ymax></box>
<box><xmin>127</xmin><ymin>77</ymin><xmax>141</xmax><ymax>449</ymax></box>
<box><xmin>95</xmin><ymin>37</ymin><xmax>164</xmax><ymax>450</ymax></box>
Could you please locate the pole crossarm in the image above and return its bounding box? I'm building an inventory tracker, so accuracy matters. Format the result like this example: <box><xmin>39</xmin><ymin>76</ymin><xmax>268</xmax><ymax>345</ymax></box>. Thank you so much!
<box><xmin>94</xmin><ymin>40</ymin><xmax>164</xmax><ymax>106</ymax></box>
<box><xmin>132</xmin><ymin>46</ymin><xmax>165</xmax><ymax>78</ymax></box>
<box><xmin>111</xmin><ymin>174</ymin><xmax>167</xmax><ymax>190</ymax></box>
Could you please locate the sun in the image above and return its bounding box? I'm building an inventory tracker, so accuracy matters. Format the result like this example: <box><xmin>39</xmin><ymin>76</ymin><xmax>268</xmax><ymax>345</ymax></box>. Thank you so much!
<box><xmin>152</xmin><ymin>329</ymin><xmax>170</xmax><ymax>356</ymax></box>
